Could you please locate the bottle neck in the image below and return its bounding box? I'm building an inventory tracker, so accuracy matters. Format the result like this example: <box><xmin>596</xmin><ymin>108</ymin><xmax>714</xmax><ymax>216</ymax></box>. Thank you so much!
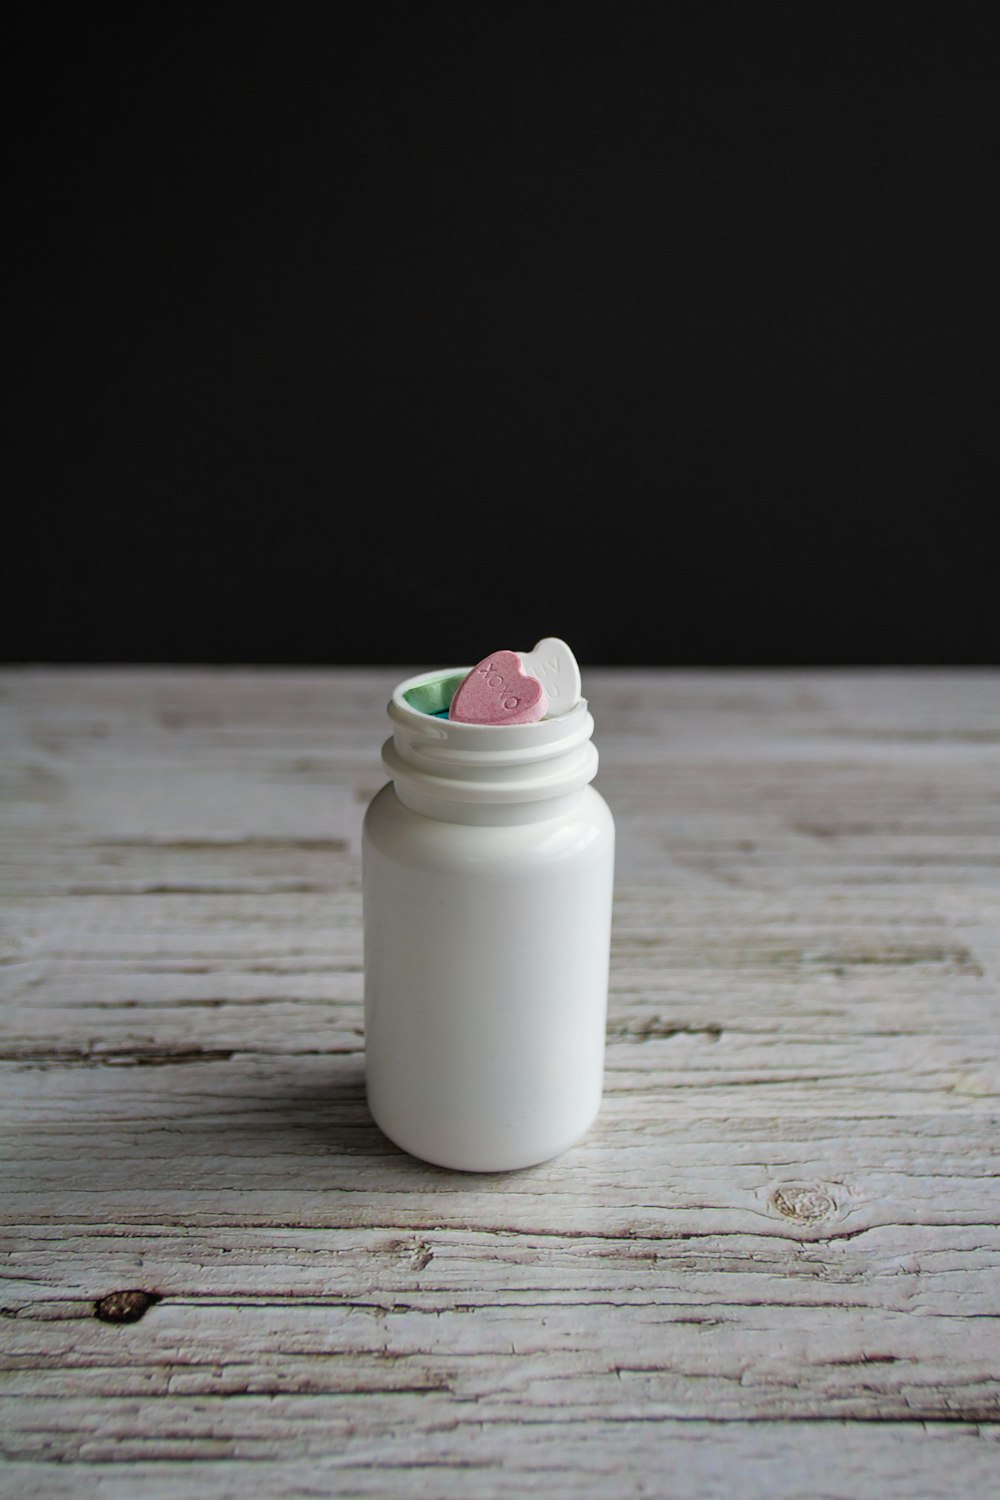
<box><xmin>382</xmin><ymin>668</ymin><xmax>599</xmax><ymax>825</ymax></box>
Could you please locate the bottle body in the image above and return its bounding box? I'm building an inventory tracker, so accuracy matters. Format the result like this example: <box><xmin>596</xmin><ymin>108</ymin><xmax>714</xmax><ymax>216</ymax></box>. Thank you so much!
<box><xmin>362</xmin><ymin>781</ymin><xmax>615</xmax><ymax>1171</ymax></box>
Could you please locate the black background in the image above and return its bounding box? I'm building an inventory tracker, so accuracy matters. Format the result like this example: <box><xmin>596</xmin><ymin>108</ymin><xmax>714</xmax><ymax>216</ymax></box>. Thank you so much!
<box><xmin>9</xmin><ymin>3</ymin><xmax>997</xmax><ymax>665</ymax></box>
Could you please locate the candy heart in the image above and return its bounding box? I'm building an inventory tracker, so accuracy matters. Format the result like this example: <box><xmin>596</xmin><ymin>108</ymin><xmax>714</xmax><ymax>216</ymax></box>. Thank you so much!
<box><xmin>516</xmin><ymin>638</ymin><xmax>581</xmax><ymax>716</ymax></box>
<box><xmin>449</xmin><ymin>650</ymin><xmax>548</xmax><ymax>725</ymax></box>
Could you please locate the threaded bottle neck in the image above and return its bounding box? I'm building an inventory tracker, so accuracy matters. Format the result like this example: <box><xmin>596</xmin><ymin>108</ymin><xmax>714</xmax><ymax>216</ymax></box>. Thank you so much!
<box><xmin>383</xmin><ymin>667</ymin><xmax>599</xmax><ymax>823</ymax></box>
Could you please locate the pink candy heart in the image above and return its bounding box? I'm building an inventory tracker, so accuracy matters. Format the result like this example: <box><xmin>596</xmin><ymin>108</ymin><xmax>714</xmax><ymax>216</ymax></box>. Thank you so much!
<box><xmin>448</xmin><ymin>650</ymin><xmax>548</xmax><ymax>725</ymax></box>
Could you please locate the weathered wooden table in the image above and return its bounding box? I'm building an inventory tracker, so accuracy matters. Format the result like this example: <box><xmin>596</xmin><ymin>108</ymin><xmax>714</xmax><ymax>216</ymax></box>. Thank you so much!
<box><xmin>2</xmin><ymin>669</ymin><xmax>998</xmax><ymax>1498</ymax></box>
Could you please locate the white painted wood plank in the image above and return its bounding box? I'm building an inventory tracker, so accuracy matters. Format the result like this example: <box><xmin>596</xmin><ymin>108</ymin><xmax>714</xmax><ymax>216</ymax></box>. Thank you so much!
<box><xmin>1</xmin><ymin>668</ymin><xmax>998</xmax><ymax>1496</ymax></box>
<box><xmin>2</xmin><ymin>1425</ymin><xmax>999</xmax><ymax>1500</ymax></box>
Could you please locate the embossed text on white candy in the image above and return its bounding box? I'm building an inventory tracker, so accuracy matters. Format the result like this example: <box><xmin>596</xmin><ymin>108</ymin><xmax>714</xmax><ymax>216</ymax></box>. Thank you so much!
<box><xmin>518</xmin><ymin>637</ymin><xmax>582</xmax><ymax>716</ymax></box>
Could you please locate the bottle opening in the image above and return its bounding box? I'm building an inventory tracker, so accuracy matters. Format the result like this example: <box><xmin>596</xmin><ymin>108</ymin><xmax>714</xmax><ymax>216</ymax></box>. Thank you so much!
<box><xmin>401</xmin><ymin>668</ymin><xmax>582</xmax><ymax>725</ymax></box>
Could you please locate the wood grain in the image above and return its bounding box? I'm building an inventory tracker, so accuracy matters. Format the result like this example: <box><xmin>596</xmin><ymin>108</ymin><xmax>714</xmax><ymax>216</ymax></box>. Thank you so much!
<box><xmin>1</xmin><ymin>668</ymin><xmax>998</xmax><ymax>1497</ymax></box>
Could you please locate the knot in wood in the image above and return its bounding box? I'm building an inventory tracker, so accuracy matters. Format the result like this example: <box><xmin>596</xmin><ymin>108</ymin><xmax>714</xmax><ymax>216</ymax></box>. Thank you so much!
<box><xmin>770</xmin><ymin>1184</ymin><xmax>837</xmax><ymax>1223</ymax></box>
<box><xmin>94</xmin><ymin>1289</ymin><xmax>161</xmax><ymax>1325</ymax></box>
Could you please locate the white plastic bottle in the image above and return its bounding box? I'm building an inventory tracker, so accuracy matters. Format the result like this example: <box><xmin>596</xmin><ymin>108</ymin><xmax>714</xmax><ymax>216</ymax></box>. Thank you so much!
<box><xmin>362</xmin><ymin>667</ymin><xmax>615</xmax><ymax>1172</ymax></box>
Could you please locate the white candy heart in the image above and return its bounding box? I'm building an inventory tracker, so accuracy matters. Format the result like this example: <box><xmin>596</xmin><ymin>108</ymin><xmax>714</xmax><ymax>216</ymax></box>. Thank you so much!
<box><xmin>517</xmin><ymin>638</ymin><xmax>582</xmax><ymax>717</ymax></box>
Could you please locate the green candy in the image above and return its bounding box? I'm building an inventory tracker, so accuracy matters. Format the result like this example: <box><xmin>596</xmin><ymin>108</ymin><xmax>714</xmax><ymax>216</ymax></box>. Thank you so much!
<box><xmin>402</xmin><ymin>673</ymin><xmax>467</xmax><ymax>718</ymax></box>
